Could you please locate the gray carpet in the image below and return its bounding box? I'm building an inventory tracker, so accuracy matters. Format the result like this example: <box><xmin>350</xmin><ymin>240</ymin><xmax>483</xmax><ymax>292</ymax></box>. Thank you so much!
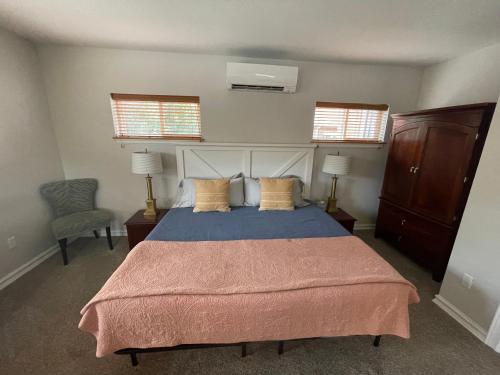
<box><xmin>1</xmin><ymin>231</ymin><xmax>500</xmax><ymax>375</ymax></box>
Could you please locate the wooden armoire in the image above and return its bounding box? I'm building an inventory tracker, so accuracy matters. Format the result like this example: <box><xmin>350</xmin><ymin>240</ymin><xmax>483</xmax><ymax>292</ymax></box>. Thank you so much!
<box><xmin>375</xmin><ymin>103</ymin><xmax>496</xmax><ymax>282</ymax></box>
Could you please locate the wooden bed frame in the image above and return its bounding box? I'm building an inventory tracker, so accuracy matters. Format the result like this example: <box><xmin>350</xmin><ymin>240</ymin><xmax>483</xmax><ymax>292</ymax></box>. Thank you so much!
<box><xmin>115</xmin><ymin>336</ymin><xmax>382</xmax><ymax>366</ymax></box>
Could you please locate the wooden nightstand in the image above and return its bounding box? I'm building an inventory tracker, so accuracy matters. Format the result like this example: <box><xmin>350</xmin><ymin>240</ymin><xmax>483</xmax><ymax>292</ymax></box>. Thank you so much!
<box><xmin>327</xmin><ymin>208</ymin><xmax>357</xmax><ymax>234</ymax></box>
<box><xmin>124</xmin><ymin>209</ymin><xmax>168</xmax><ymax>250</ymax></box>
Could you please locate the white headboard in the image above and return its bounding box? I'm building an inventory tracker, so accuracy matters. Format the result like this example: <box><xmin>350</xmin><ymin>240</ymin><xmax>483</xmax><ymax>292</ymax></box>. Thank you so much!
<box><xmin>176</xmin><ymin>143</ymin><xmax>317</xmax><ymax>198</ymax></box>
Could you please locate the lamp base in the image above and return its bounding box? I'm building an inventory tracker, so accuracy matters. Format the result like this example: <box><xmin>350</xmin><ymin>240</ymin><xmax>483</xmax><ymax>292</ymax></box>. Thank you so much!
<box><xmin>144</xmin><ymin>199</ymin><xmax>157</xmax><ymax>218</ymax></box>
<box><xmin>326</xmin><ymin>197</ymin><xmax>338</xmax><ymax>213</ymax></box>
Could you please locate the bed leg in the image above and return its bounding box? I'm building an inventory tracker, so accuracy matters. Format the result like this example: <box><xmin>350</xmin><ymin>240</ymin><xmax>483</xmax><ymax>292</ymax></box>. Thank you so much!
<box><xmin>130</xmin><ymin>352</ymin><xmax>138</xmax><ymax>366</ymax></box>
<box><xmin>278</xmin><ymin>341</ymin><xmax>284</xmax><ymax>355</ymax></box>
<box><xmin>373</xmin><ymin>335</ymin><xmax>381</xmax><ymax>347</ymax></box>
<box><xmin>106</xmin><ymin>226</ymin><xmax>113</xmax><ymax>250</ymax></box>
<box><xmin>241</xmin><ymin>343</ymin><xmax>247</xmax><ymax>358</ymax></box>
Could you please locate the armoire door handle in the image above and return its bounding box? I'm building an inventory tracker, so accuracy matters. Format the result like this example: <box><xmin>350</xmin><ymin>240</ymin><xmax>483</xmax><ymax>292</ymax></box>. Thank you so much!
<box><xmin>409</xmin><ymin>166</ymin><xmax>415</xmax><ymax>173</ymax></box>
<box><xmin>413</xmin><ymin>167</ymin><xmax>419</xmax><ymax>174</ymax></box>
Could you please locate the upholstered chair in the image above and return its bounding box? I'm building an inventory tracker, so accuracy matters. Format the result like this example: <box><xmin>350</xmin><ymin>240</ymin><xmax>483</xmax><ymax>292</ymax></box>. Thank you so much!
<box><xmin>40</xmin><ymin>178</ymin><xmax>113</xmax><ymax>265</ymax></box>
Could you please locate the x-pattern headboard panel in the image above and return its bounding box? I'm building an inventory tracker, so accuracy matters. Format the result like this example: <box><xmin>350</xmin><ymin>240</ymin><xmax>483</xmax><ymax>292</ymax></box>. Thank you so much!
<box><xmin>176</xmin><ymin>143</ymin><xmax>316</xmax><ymax>198</ymax></box>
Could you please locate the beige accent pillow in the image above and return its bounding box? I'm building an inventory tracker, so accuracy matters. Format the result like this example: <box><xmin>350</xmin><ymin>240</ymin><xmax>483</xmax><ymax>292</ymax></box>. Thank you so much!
<box><xmin>193</xmin><ymin>179</ymin><xmax>231</xmax><ymax>213</ymax></box>
<box><xmin>259</xmin><ymin>178</ymin><xmax>295</xmax><ymax>211</ymax></box>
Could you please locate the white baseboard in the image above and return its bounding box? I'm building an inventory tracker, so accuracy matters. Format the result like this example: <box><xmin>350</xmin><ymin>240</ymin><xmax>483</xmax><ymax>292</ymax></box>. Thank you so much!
<box><xmin>0</xmin><ymin>228</ymin><xmax>127</xmax><ymax>291</ymax></box>
<box><xmin>0</xmin><ymin>235</ymin><xmax>87</xmax><ymax>291</ymax></box>
<box><xmin>0</xmin><ymin>243</ymin><xmax>59</xmax><ymax>291</ymax></box>
<box><xmin>354</xmin><ymin>223</ymin><xmax>375</xmax><ymax>231</ymax></box>
<box><xmin>485</xmin><ymin>303</ymin><xmax>500</xmax><ymax>352</ymax></box>
<box><xmin>433</xmin><ymin>294</ymin><xmax>487</xmax><ymax>342</ymax></box>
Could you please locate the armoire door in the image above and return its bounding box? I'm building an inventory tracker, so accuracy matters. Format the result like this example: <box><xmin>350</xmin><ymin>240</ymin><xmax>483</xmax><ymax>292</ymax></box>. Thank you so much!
<box><xmin>381</xmin><ymin>122</ymin><xmax>422</xmax><ymax>206</ymax></box>
<box><xmin>409</xmin><ymin>122</ymin><xmax>477</xmax><ymax>224</ymax></box>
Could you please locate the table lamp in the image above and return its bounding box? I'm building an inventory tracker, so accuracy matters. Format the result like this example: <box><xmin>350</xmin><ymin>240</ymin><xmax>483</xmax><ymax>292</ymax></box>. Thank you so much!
<box><xmin>322</xmin><ymin>154</ymin><xmax>351</xmax><ymax>213</ymax></box>
<box><xmin>132</xmin><ymin>150</ymin><xmax>163</xmax><ymax>217</ymax></box>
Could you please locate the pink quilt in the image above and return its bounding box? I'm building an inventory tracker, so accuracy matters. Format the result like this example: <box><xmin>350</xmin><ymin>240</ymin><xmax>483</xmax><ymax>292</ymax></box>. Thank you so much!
<box><xmin>79</xmin><ymin>237</ymin><xmax>419</xmax><ymax>357</ymax></box>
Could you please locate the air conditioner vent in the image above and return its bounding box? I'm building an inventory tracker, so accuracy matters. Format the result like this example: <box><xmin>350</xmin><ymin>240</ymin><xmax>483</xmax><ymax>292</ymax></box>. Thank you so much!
<box><xmin>226</xmin><ymin>63</ymin><xmax>298</xmax><ymax>93</ymax></box>
<box><xmin>231</xmin><ymin>84</ymin><xmax>285</xmax><ymax>92</ymax></box>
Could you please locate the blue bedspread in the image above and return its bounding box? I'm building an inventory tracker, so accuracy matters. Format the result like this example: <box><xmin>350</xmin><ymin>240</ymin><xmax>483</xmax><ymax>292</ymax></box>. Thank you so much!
<box><xmin>146</xmin><ymin>205</ymin><xmax>350</xmax><ymax>241</ymax></box>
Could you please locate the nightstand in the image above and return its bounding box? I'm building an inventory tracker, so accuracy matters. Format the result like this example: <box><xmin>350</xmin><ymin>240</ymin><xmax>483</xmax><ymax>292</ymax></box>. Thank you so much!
<box><xmin>124</xmin><ymin>209</ymin><xmax>168</xmax><ymax>250</ymax></box>
<box><xmin>327</xmin><ymin>208</ymin><xmax>357</xmax><ymax>234</ymax></box>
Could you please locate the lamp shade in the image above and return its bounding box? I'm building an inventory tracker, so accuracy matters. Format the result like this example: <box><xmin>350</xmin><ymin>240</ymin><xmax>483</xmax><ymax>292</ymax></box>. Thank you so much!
<box><xmin>322</xmin><ymin>155</ymin><xmax>351</xmax><ymax>176</ymax></box>
<box><xmin>131</xmin><ymin>151</ymin><xmax>163</xmax><ymax>175</ymax></box>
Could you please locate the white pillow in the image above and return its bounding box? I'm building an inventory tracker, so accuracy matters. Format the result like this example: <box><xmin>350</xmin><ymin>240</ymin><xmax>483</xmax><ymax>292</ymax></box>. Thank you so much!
<box><xmin>173</xmin><ymin>175</ymin><xmax>244</xmax><ymax>208</ymax></box>
<box><xmin>229</xmin><ymin>177</ymin><xmax>244</xmax><ymax>206</ymax></box>
<box><xmin>244</xmin><ymin>178</ymin><xmax>260</xmax><ymax>206</ymax></box>
<box><xmin>243</xmin><ymin>176</ymin><xmax>309</xmax><ymax>207</ymax></box>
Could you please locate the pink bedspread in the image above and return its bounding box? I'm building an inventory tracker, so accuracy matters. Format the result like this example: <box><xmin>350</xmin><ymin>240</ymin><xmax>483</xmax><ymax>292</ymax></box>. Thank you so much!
<box><xmin>79</xmin><ymin>237</ymin><xmax>419</xmax><ymax>357</ymax></box>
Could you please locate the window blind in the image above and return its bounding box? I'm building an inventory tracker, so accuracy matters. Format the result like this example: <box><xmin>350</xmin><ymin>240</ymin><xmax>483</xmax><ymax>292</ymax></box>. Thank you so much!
<box><xmin>110</xmin><ymin>93</ymin><xmax>202</xmax><ymax>140</ymax></box>
<box><xmin>312</xmin><ymin>102</ymin><xmax>389</xmax><ymax>143</ymax></box>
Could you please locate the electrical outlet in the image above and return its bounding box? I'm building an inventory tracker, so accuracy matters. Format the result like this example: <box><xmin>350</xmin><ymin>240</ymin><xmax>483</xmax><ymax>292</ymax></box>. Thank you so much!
<box><xmin>461</xmin><ymin>273</ymin><xmax>474</xmax><ymax>289</ymax></box>
<box><xmin>7</xmin><ymin>236</ymin><xmax>16</xmax><ymax>249</ymax></box>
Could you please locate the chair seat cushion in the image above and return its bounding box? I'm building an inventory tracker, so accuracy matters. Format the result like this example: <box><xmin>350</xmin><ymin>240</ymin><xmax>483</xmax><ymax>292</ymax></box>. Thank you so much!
<box><xmin>51</xmin><ymin>209</ymin><xmax>113</xmax><ymax>239</ymax></box>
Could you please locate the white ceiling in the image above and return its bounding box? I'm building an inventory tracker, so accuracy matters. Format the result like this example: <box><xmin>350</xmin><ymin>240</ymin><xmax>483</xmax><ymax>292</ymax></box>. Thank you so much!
<box><xmin>1</xmin><ymin>0</ymin><xmax>500</xmax><ymax>66</ymax></box>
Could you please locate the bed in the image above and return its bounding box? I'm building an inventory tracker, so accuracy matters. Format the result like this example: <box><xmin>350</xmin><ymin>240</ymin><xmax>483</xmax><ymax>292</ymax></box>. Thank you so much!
<box><xmin>79</xmin><ymin>144</ymin><xmax>419</xmax><ymax>366</ymax></box>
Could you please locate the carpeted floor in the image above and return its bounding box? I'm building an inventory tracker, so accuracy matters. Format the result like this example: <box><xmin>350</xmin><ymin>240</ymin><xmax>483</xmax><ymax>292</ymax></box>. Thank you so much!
<box><xmin>1</xmin><ymin>231</ymin><xmax>500</xmax><ymax>375</ymax></box>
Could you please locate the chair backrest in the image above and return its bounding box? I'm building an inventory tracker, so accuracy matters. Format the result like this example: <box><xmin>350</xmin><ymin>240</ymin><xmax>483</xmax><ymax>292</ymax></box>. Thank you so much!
<box><xmin>40</xmin><ymin>178</ymin><xmax>97</xmax><ymax>218</ymax></box>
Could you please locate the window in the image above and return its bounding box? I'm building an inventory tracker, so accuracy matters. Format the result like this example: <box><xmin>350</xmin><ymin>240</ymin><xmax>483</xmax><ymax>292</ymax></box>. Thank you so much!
<box><xmin>312</xmin><ymin>102</ymin><xmax>389</xmax><ymax>143</ymax></box>
<box><xmin>110</xmin><ymin>93</ymin><xmax>202</xmax><ymax>140</ymax></box>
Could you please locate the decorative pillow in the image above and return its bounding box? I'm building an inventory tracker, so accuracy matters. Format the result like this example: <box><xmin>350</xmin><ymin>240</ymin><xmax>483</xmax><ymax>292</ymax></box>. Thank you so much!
<box><xmin>288</xmin><ymin>176</ymin><xmax>310</xmax><ymax>208</ymax></box>
<box><xmin>173</xmin><ymin>174</ymin><xmax>244</xmax><ymax>208</ymax></box>
<box><xmin>228</xmin><ymin>177</ymin><xmax>244</xmax><ymax>206</ymax></box>
<box><xmin>172</xmin><ymin>180</ymin><xmax>195</xmax><ymax>208</ymax></box>
<box><xmin>243</xmin><ymin>177</ymin><xmax>261</xmax><ymax>206</ymax></box>
<box><xmin>193</xmin><ymin>179</ymin><xmax>231</xmax><ymax>213</ymax></box>
<box><xmin>244</xmin><ymin>176</ymin><xmax>309</xmax><ymax>207</ymax></box>
<box><xmin>259</xmin><ymin>178</ymin><xmax>295</xmax><ymax>211</ymax></box>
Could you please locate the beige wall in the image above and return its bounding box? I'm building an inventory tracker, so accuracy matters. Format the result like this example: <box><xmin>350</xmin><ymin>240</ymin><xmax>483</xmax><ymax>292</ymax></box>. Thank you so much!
<box><xmin>37</xmin><ymin>45</ymin><xmax>422</xmax><ymax>229</ymax></box>
<box><xmin>418</xmin><ymin>43</ymin><xmax>500</xmax><ymax>332</ymax></box>
<box><xmin>418</xmin><ymin>43</ymin><xmax>500</xmax><ymax>109</ymax></box>
<box><xmin>0</xmin><ymin>29</ymin><xmax>64</xmax><ymax>279</ymax></box>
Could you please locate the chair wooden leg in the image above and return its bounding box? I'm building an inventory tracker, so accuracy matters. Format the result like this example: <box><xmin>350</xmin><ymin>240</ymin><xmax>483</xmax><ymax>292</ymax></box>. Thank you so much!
<box><xmin>93</xmin><ymin>230</ymin><xmax>100</xmax><ymax>239</ymax></box>
<box><xmin>58</xmin><ymin>238</ymin><xmax>68</xmax><ymax>265</ymax></box>
<box><xmin>241</xmin><ymin>343</ymin><xmax>247</xmax><ymax>358</ymax></box>
<box><xmin>373</xmin><ymin>335</ymin><xmax>381</xmax><ymax>347</ymax></box>
<box><xmin>105</xmin><ymin>227</ymin><xmax>113</xmax><ymax>250</ymax></box>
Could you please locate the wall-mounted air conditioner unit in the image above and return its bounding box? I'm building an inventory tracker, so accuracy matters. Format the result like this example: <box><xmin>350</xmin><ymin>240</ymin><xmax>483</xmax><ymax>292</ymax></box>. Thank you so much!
<box><xmin>226</xmin><ymin>62</ymin><xmax>298</xmax><ymax>93</ymax></box>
